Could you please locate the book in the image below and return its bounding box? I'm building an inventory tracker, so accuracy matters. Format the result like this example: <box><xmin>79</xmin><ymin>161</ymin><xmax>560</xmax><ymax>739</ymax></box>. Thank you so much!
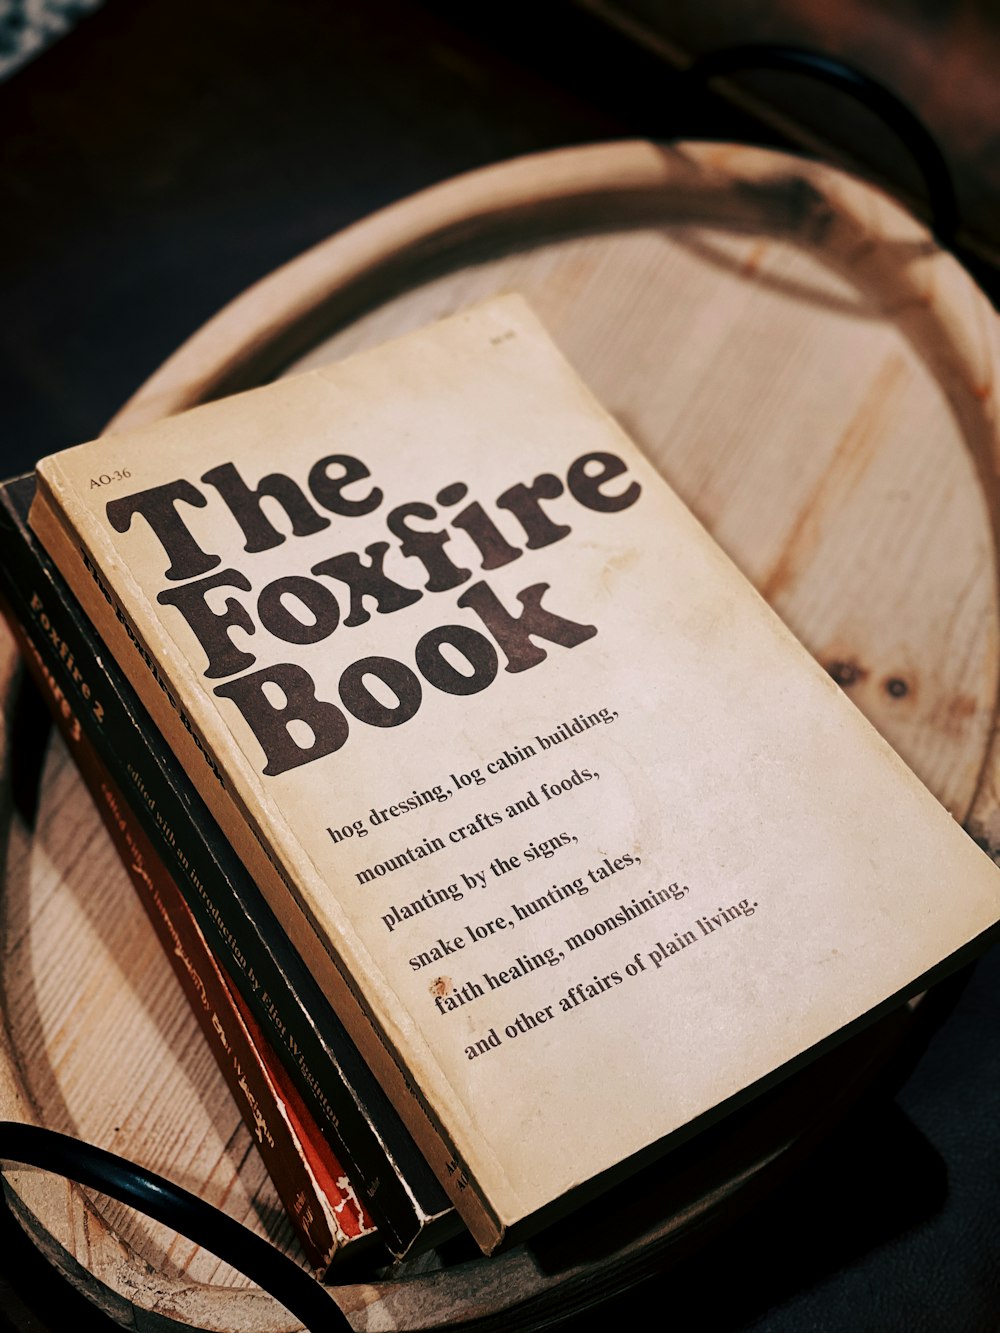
<box><xmin>94</xmin><ymin>760</ymin><xmax>380</xmax><ymax>1272</ymax></box>
<box><xmin>0</xmin><ymin>475</ymin><xmax>454</xmax><ymax>1260</ymax></box>
<box><xmin>29</xmin><ymin>294</ymin><xmax>1000</xmax><ymax>1253</ymax></box>
<box><xmin>7</xmin><ymin>636</ymin><xmax>377</xmax><ymax>1272</ymax></box>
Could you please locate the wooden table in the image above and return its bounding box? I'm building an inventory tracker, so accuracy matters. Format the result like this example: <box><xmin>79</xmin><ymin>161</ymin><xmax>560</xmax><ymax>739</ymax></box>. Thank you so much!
<box><xmin>1</xmin><ymin>4</ymin><xmax>998</xmax><ymax>1330</ymax></box>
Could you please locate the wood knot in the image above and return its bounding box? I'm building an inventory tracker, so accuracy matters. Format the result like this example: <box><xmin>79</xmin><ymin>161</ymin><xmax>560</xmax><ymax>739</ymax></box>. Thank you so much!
<box><xmin>883</xmin><ymin>676</ymin><xmax>911</xmax><ymax>700</ymax></box>
<box><xmin>826</xmin><ymin>659</ymin><xmax>867</xmax><ymax>688</ymax></box>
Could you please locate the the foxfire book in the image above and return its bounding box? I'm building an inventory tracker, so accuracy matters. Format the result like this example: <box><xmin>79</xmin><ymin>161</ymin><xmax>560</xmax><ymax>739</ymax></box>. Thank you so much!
<box><xmin>30</xmin><ymin>295</ymin><xmax>1000</xmax><ymax>1253</ymax></box>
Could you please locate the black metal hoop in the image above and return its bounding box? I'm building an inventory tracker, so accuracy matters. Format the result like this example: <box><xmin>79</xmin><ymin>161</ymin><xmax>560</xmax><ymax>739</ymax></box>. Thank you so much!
<box><xmin>0</xmin><ymin>1121</ymin><xmax>347</xmax><ymax>1333</ymax></box>
<box><xmin>686</xmin><ymin>43</ymin><xmax>958</xmax><ymax>245</ymax></box>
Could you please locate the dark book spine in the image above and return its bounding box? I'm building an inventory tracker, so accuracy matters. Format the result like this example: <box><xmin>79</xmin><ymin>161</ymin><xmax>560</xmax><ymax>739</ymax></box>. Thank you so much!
<box><xmin>11</xmin><ymin>627</ymin><xmax>365</xmax><ymax>1275</ymax></box>
<box><xmin>0</xmin><ymin>478</ymin><xmax>452</xmax><ymax>1258</ymax></box>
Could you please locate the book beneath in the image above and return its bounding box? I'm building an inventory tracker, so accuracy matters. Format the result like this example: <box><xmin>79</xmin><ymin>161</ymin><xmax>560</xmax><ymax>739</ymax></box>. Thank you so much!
<box><xmin>29</xmin><ymin>294</ymin><xmax>1000</xmax><ymax>1252</ymax></box>
<box><xmin>0</xmin><ymin>473</ymin><xmax>452</xmax><ymax>1260</ymax></box>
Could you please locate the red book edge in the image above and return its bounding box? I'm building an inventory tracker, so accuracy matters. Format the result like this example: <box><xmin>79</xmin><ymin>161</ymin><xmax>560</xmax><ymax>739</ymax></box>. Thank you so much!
<box><xmin>4</xmin><ymin>607</ymin><xmax>377</xmax><ymax>1274</ymax></box>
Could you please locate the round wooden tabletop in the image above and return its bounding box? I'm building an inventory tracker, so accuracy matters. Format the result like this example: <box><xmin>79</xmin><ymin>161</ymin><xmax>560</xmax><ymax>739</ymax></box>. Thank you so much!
<box><xmin>2</xmin><ymin>139</ymin><xmax>999</xmax><ymax>1331</ymax></box>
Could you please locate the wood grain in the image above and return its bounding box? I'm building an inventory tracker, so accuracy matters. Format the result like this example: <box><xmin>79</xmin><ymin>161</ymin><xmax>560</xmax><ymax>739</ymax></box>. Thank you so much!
<box><xmin>2</xmin><ymin>140</ymin><xmax>998</xmax><ymax>1330</ymax></box>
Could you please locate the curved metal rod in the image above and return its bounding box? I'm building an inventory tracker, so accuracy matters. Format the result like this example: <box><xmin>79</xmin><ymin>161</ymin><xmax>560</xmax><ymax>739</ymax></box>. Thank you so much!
<box><xmin>0</xmin><ymin>1121</ymin><xmax>348</xmax><ymax>1333</ymax></box>
<box><xmin>687</xmin><ymin>43</ymin><xmax>959</xmax><ymax>245</ymax></box>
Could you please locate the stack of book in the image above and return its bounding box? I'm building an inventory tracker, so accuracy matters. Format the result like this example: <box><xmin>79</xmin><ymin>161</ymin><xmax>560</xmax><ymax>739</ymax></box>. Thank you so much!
<box><xmin>2</xmin><ymin>295</ymin><xmax>998</xmax><ymax>1278</ymax></box>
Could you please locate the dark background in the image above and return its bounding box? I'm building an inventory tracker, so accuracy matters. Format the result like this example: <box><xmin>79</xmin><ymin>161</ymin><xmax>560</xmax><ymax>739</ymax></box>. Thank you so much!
<box><xmin>1</xmin><ymin>2</ymin><xmax>998</xmax><ymax>1329</ymax></box>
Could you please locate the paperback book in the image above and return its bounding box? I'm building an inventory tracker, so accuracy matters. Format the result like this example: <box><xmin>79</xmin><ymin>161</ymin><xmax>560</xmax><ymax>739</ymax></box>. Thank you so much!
<box><xmin>28</xmin><ymin>295</ymin><xmax>1000</xmax><ymax>1252</ymax></box>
